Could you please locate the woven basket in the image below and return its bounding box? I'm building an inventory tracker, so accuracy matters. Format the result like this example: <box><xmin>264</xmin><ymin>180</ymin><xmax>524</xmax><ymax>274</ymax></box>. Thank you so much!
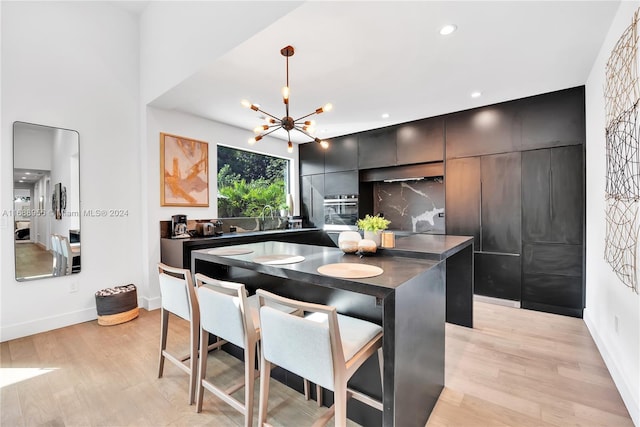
<box><xmin>95</xmin><ymin>284</ymin><xmax>139</xmax><ymax>326</ymax></box>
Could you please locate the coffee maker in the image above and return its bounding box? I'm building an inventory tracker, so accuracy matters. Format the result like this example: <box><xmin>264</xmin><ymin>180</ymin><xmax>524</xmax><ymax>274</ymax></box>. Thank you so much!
<box><xmin>171</xmin><ymin>214</ymin><xmax>189</xmax><ymax>239</ymax></box>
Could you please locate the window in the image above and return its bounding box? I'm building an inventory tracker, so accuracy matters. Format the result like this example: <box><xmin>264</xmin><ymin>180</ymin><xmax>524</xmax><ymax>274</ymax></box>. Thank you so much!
<box><xmin>217</xmin><ymin>145</ymin><xmax>290</xmax><ymax>217</ymax></box>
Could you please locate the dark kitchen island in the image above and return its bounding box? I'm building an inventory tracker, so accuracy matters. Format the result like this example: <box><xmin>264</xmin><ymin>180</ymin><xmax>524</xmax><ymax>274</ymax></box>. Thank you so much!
<box><xmin>192</xmin><ymin>241</ymin><xmax>446</xmax><ymax>427</ymax></box>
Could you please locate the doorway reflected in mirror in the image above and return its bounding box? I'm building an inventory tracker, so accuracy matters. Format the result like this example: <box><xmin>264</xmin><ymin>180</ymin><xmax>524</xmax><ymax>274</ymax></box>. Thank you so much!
<box><xmin>13</xmin><ymin>121</ymin><xmax>80</xmax><ymax>281</ymax></box>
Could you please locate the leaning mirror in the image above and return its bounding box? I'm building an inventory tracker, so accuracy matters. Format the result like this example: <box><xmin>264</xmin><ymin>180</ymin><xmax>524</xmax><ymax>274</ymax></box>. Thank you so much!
<box><xmin>13</xmin><ymin>121</ymin><xmax>80</xmax><ymax>281</ymax></box>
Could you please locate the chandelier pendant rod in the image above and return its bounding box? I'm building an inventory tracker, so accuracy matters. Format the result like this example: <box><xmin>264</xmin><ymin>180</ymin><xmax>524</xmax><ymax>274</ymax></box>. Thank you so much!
<box><xmin>285</xmin><ymin>52</ymin><xmax>290</xmax><ymax>119</ymax></box>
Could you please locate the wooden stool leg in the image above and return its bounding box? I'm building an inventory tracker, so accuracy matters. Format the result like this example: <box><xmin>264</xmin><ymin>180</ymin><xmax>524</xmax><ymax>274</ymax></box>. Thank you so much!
<box><xmin>244</xmin><ymin>343</ymin><xmax>256</xmax><ymax>427</ymax></box>
<box><xmin>258</xmin><ymin>356</ymin><xmax>272</xmax><ymax>426</ymax></box>
<box><xmin>196</xmin><ymin>329</ymin><xmax>208</xmax><ymax>413</ymax></box>
<box><xmin>158</xmin><ymin>309</ymin><xmax>169</xmax><ymax>378</ymax></box>
<box><xmin>316</xmin><ymin>384</ymin><xmax>323</xmax><ymax>407</ymax></box>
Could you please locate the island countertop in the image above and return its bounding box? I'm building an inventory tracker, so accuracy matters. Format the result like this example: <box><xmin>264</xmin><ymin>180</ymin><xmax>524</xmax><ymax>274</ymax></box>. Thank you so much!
<box><xmin>191</xmin><ymin>240</ymin><xmax>440</xmax><ymax>298</ymax></box>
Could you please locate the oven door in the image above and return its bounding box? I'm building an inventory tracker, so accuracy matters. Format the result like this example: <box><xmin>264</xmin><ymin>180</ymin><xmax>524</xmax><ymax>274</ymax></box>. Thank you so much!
<box><xmin>323</xmin><ymin>196</ymin><xmax>358</xmax><ymax>230</ymax></box>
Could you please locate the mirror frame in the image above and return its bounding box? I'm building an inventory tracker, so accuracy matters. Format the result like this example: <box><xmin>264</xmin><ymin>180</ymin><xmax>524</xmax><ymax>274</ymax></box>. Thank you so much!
<box><xmin>13</xmin><ymin>121</ymin><xmax>81</xmax><ymax>281</ymax></box>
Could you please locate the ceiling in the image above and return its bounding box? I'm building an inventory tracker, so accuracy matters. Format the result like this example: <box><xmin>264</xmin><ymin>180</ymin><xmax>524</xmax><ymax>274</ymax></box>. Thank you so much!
<box><xmin>148</xmin><ymin>1</ymin><xmax>621</xmax><ymax>144</ymax></box>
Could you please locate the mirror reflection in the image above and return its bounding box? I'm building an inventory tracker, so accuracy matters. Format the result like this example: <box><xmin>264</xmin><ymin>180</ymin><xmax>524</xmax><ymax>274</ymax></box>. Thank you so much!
<box><xmin>13</xmin><ymin>122</ymin><xmax>80</xmax><ymax>281</ymax></box>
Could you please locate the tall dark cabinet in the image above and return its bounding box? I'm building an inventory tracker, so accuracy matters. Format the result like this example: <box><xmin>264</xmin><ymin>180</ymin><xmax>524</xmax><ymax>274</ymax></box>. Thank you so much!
<box><xmin>521</xmin><ymin>145</ymin><xmax>584</xmax><ymax>316</ymax></box>
<box><xmin>300</xmin><ymin>174</ymin><xmax>324</xmax><ymax>228</ymax></box>
<box><xmin>446</xmin><ymin>153</ymin><xmax>522</xmax><ymax>300</ymax></box>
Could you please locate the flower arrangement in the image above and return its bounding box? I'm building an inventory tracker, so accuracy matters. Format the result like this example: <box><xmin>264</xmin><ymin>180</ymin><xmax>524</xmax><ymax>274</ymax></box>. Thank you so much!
<box><xmin>356</xmin><ymin>214</ymin><xmax>391</xmax><ymax>232</ymax></box>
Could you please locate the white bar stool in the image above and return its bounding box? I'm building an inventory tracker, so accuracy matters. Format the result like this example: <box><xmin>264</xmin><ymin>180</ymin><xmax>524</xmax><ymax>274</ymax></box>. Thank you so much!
<box><xmin>256</xmin><ymin>289</ymin><xmax>383</xmax><ymax>427</ymax></box>
<box><xmin>157</xmin><ymin>263</ymin><xmax>201</xmax><ymax>405</ymax></box>
<box><xmin>194</xmin><ymin>274</ymin><xmax>309</xmax><ymax>426</ymax></box>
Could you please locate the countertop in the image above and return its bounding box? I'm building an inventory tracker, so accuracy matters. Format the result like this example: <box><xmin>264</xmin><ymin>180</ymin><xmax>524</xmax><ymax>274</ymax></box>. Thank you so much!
<box><xmin>191</xmin><ymin>240</ymin><xmax>441</xmax><ymax>297</ymax></box>
<box><xmin>164</xmin><ymin>227</ymin><xmax>322</xmax><ymax>243</ymax></box>
<box><xmin>389</xmin><ymin>233</ymin><xmax>474</xmax><ymax>260</ymax></box>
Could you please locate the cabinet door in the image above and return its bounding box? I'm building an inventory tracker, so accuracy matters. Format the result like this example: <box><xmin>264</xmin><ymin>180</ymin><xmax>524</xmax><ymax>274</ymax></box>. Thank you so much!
<box><xmin>299</xmin><ymin>142</ymin><xmax>325</xmax><ymax>176</ymax></box>
<box><xmin>396</xmin><ymin>117</ymin><xmax>444</xmax><ymax>165</ymax></box>
<box><xmin>300</xmin><ymin>174</ymin><xmax>325</xmax><ymax>227</ymax></box>
<box><xmin>445</xmin><ymin>104</ymin><xmax>522</xmax><ymax>158</ymax></box>
<box><xmin>358</xmin><ymin>127</ymin><xmax>396</xmax><ymax>169</ymax></box>
<box><xmin>475</xmin><ymin>253</ymin><xmax>521</xmax><ymax>301</ymax></box>
<box><xmin>445</xmin><ymin>157</ymin><xmax>480</xmax><ymax>247</ymax></box>
<box><xmin>522</xmin><ymin>146</ymin><xmax>583</xmax><ymax>244</ymax></box>
<box><xmin>551</xmin><ymin>145</ymin><xmax>583</xmax><ymax>244</ymax></box>
<box><xmin>324</xmin><ymin>171</ymin><xmax>358</xmax><ymax>196</ymax></box>
<box><xmin>520</xmin><ymin>87</ymin><xmax>585</xmax><ymax>151</ymax></box>
<box><xmin>481</xmin><ymin>152</ymin><xmax>521</xmax><ymax>254</ymax></box>
<box><xmin>325</xmin><ymin>135</ymin><xmax>358</xmax><ymax>173</ymax></box>
<box><xmin>522</xmin><ymin>149</ymin><xmax>552</xmax><ymax>242</ymax></box>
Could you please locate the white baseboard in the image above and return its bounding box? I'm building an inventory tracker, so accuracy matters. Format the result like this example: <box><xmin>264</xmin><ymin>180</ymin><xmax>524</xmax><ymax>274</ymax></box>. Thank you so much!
<box><xmin>0</xmin><ymin>307</ymin><xmax>97</xmax><ymax>343</ymax></box>
<box><xmin>584</xmin><ymin>309</ymin><xmax>639</xmax><ymax>426</ymax></box>
<box><xmin>142</xmin><ymin>295</ymin><xmax>161</xmax><ymax>311</ymax></box>
<box><xmin>473</xmin><ymin>294</ymin><xmax>521</xmax><ymax>308</ymax></box>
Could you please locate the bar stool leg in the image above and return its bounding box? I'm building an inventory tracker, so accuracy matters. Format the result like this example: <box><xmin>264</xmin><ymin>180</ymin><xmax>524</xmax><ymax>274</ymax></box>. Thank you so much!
<box><xmin>244</xmin><ymin>342</ymin><xmax>256</xmax><ymax>427</ymax></box>
<box><xmin>258</xmin><ymin>355</ymin><xmax>271</xmax><ymax>426</ymax></box>
<box><xmin>158</xmin><ymin>309</ymin><xmax>169</xmax><ymax>378</ymax></box>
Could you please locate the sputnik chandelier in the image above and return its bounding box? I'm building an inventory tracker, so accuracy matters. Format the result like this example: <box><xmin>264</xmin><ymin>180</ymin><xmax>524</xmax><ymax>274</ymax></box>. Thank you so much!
<box><xmin>241</xmin><ymin>45</ymin><xmax>332</xmax><ymax>153</ymax></box>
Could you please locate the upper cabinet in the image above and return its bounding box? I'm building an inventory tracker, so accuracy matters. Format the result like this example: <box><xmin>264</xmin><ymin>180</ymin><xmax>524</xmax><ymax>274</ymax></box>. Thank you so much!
<box><xmin>445</xmin><ymin>104</ymin><xmax>521</xmax><ymax>158</ymax></box>
<box><xmin>520</xmin><ymin>87</ymin><xmax>585</xmax><ymax>150</ymax></box>
<box><xmin>396</xmin><ymin>117</ymin><xmax>444</xmax><ymax>165</ymax></box>
<box><xmin>358</xmin><ymin>127</ymin><xmax>397</xmax><ymax>169</ymax></box>
<box><xmin>299</xmin><ymin>142</ymin><xmax>325</xmax><ymax>176</ymax></box>
<box><xmin>325</xmin><ymin>135</ymin><xmax>358</xmax><ymax>172</ymax></box>
<box><xmin>446</xmin><ymin>87</ymin><xmax>585</xmax><ymax>159</ymax></box>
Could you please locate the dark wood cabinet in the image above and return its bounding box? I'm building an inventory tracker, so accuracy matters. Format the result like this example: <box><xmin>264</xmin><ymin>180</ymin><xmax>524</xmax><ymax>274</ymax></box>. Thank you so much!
<box><xmin>396</xmin><ymin>117</ymin><xmax>444</xmax><ymax>165</ymax></box>
<box><xmin>521</xmin><ymin>145</ymin><xmax>584</xmax><ymax>316</ymax></box>
<box><xmin>324</xmin><ymin>170</ymin><xmax>358</xmax><ymax>196</ymax></box>
<box><xmin>522</xmin><ymin>146</ymin><xmax>584</xmax><ymax>244</ymax></box>
<box><xmin>520</xmin><ymin>87</ymin><xmax>585</xmax><ymax>150</ymax></box>
<box><xmin>446</xmin><ymin>153</ymin><xmax>521</xmax><ymax>301</ymax></box>
<box><xmin>480</xmin><ymin>152</ymin><xmax>521</xmax><ymax>254</ymax></box>
<box><xmin>445</xmin><ymin>157</ymin><xmax>480</xmax><ymax>247</ymax></box>
<box><xmin>324</xmin><ymin>135</ymin><xmax>358</xmax><ymax>173</ymax></box>
<box><xmin>474</xmin><ymin>253</ymin><xmax>521</xmax><ymax>301</ymax></box>
<box><xmin>445</xmin><ymin>105</ymin><xmax>522</xmax><ymax>159</ymax></box>
<box><xmin>300</xmin><ymin>174</ymin><xmax>324</xmax><ymax>227</ymax></box>
<box><xmin>358</xmin><ymin>127</ymin><xmax>396</xmax><ymax>169</ymax></box>
<box><xmin>299</xmin><ymin>142</ymin><xmax>325</xmax><ymax>176</ymax></box>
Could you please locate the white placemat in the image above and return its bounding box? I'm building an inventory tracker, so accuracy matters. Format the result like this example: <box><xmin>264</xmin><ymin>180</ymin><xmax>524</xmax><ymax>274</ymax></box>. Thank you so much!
<box><xmin>317</xmin><ymin>263</ymin><xmax>384</xmax><ymax>279</ymax></box>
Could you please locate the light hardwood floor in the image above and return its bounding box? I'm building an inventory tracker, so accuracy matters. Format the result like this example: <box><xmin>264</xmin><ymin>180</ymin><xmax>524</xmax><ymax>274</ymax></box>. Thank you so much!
<box><xmin>0</xmin><ymin>302</ymin><xmax>632</xmax><ymax>426</ymax></box>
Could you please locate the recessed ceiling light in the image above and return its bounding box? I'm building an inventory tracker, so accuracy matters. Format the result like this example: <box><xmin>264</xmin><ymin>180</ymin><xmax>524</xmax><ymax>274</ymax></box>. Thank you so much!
<box><xmin>439</xmin><ymin>24</ymin><xmax>457</xmax><ymax>36</ymax></box>
<box><xmin>25</xmin><ymin>172</ymin><xmax>31</xmax><ymax>175</ymax></box>
<box><xmin>382</xmin><ymin>113</ymin><xmax>390</xmax><ymax>119</ymax></box>
<box><xmin>471</xmin><ymin>91</ymin><xmax>482</xmax><ymax>98</ymax></box>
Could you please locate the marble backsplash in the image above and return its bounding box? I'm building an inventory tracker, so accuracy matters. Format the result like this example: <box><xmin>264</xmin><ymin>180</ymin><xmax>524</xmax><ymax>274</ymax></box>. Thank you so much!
<box><xmin>373</xmin><ymin>177</ymin><xmax>445</xmax><ymax>233</ymax></box>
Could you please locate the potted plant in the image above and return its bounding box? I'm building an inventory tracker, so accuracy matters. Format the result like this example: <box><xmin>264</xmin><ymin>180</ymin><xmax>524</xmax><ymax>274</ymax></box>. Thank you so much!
<box><xmin>279</xmin><ymin>202</ymin><xmax>290</xmax><ymax>217</ymax></box>
<box><xmin>356</xmin><ymin>214</ymin><xmax>391</xmax><ymax>247</ymax></box>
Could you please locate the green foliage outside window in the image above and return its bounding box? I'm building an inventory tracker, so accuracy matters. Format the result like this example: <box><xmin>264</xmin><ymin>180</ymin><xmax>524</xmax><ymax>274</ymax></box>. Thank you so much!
<box><xmin>217</xmin><ymin>146</ymin><xmax>289</xmax><ymax>217</ymax></box>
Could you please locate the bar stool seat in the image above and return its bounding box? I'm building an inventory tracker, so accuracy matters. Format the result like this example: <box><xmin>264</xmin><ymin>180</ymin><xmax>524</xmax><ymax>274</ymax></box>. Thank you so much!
<box><xmin>306</xmin><ymin>312</ymin><xmax>382</xmax><ymax>361</ymax></box>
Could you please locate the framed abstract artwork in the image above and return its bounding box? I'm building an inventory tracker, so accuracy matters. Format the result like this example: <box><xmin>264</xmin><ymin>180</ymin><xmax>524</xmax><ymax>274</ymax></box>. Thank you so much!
<box><xmin>160</xmin><ymin>133</ymin><xmax>209</xmax><ymax>207</ymax></box>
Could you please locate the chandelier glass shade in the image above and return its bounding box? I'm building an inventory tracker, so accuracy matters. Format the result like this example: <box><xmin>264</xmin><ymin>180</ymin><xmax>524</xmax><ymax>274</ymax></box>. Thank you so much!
<box><xmin>241</xmin><ymin>45</ymin><xmax>332</xmax><ymax>153</ymax></box>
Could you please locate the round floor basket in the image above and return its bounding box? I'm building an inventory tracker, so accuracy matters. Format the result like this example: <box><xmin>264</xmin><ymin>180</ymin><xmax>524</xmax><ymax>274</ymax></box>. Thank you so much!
<box><xmin>95</xmin><ymin>284</ymin><xmax>139</xmax><ymax>326</ymax></box>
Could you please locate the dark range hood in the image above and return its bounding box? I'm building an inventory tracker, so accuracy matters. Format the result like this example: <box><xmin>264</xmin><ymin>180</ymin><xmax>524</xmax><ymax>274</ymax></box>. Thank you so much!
<box><xmin>359</xmin><ymin>162</ymin><xmax>444</xmax><ymax>182</ymax></box>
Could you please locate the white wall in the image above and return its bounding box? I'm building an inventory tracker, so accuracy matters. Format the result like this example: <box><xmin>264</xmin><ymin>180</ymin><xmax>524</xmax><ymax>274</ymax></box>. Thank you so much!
<box><xmin>1</xmin><ymin>1</ymin><xmax>141</xmax><ymax>341</ymax></box>
<box><xmin>141</xmin><ymin>106</ymin><xmax>299</xmax><ymax>309</ymax></box>
<box><xmin>140</xmin><ymin>1</ymin><xmax>302</xmax><ymax>104</ymax></box>
<box><xmin>584</xmin><ymin>2</ymin><xmax>640</xmax><ymax>425</ymax></box>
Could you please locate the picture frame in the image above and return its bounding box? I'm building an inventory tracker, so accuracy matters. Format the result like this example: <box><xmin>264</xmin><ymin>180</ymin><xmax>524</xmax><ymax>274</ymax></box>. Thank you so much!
<box><xmin>160</xmin><ymin>133</ymin><xmax>209</xmax><ymax>207</ymax></box>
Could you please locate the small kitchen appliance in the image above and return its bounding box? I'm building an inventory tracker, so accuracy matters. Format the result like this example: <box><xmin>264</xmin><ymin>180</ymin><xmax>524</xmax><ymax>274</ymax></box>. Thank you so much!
<box><xmin>171</xmin><ymin>214</ymin><xmax>189</xmax><ymax>239</ymax></box>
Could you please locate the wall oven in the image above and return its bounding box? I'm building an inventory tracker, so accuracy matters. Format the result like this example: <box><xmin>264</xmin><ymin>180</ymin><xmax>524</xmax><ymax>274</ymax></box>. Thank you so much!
<box><xmin>323</xmin><ymin>194</ymin><xmax>358</xmax><ymax>231</ymax></box>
